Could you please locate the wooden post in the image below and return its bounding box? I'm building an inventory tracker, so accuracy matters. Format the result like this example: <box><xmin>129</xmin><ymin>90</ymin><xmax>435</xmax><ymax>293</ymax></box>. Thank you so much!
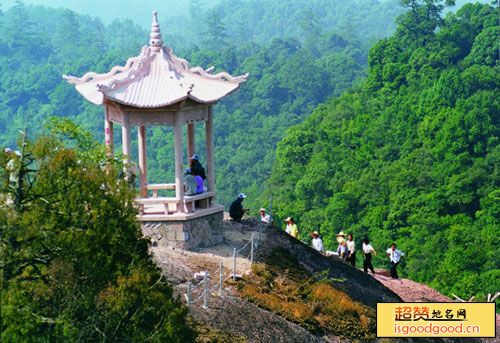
<box><xmin>187</xmin><ymin>123</ymin><xmax>195</xmax><ymax>164</ymax></box>
<box><xmin>104</xmin><ymin>107</ymin><xmax>114</xmax><ymax>159</ymax></box>
<box><xmin>174</xmin><ymin>113</ymin><xmax>185</xmax><ymax>213</ymax></box>
<box><xmin>138</xmin><ymin>125</ymin><xmax>148</xmax><ymax>197</ymax></box>
<box><xmin>206</xmin><ymin>106</ymin><xmax>215</xmax><ymax>192</ymax></box>
<box><xmin>121</xmin><ymin>112</ymin><xmax>131</xmax><ymax>177</ymax></box>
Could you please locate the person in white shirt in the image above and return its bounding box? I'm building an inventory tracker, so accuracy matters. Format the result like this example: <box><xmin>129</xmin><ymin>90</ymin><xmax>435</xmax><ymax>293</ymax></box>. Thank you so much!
<box><xmin>336</xmin><ymin>231</ymin><xmax>347</xmax><ymax>260</ymax></box>
<box><xmin>310</xmin><ymin>231</ymin><xmax>324</xmax><ymax>252</ymax></box>
<box><xmin>386</xmin><ymin>243</ymin><xmax>404</xmax><ymax>279</ymax></box>
<box><xmin>362</xmin><ymin>238</ymin><xmax>377</xmax><ymax>274</ymax></box>
<box><xmin>5</xmin><ymin>148</ymin><xmax>20</xmax><ymax>184</ymax></box>
<box><xmin>346</xmin><ymin>234</ymin><xmax>356</xmax><ymax>266</ymax></box>
<box><xmin>259</xmin><ymin>208</ymin><xmax>271</xmax><ymax>224</ymax></box>
<box><xmin>184</xmin><ymin>168</ymin><xmax>198</xmax><ymax>196</ymax></box>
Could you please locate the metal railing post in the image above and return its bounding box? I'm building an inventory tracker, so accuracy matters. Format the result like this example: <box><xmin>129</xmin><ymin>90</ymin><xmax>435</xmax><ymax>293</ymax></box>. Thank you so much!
<box><xmin>218</xmin><ymin>260</ymin><xmax>223</xmax><ymax>297</ymax></box>
<box><xmin>233</xmin><ymin>247</ymin><xmax>237</xmax><ymax>281</ymax></box>
<box><xmin>258</xmin><ymin>220</ymin><xmax>262</xmax><ymax>244</ymax></box>
<box><xmin>187</xmin><ymin>282</ymin><xmax>191</xmax><ymax>308</ymax></box>
<box><xmin>203</xmin><ymin>273</ymin><xmax>208</xmax><ymax>309</ymax></box>
<box><xmin>250</xmin><ymin>233</ymin><xmax>255</xmax><ymax>266</ymax></box>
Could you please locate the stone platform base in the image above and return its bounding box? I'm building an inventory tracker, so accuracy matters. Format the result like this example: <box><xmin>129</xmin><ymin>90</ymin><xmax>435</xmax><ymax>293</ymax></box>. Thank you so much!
<box><xmin>141</xmin><ymin>210</ymin><xmax>223</xmax><ymax>250</ymax></box>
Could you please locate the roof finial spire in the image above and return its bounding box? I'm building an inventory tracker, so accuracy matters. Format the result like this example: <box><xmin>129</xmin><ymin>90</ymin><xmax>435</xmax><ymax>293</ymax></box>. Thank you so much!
<box><xmin>149</xmin><ymin>11</ymin><xmax>163</xmax><ymax>51</ymax></box>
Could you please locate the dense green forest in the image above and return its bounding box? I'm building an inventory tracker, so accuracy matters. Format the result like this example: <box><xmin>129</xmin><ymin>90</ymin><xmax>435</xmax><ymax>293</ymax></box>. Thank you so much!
<box><xmin>1</xmin><ymin>0</ymin><xmax>498</xmax><ymax>318</ymax></box>
<box><xmin>0</xmin><ymin>122</ymin><xmax>195</xmax><ymax>342</ymax></box>
<box><xmin>0</xmin><ymin>0</ymin><xmax>408</xmax><ymax>207</ymax></box>
<box><xmin>264</xmin><ymin>1</ymin><xmax>500</xmax><ymax>304</ymax></box>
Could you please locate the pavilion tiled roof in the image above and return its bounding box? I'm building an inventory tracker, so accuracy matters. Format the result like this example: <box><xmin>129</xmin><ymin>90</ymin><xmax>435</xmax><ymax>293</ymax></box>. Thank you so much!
<box><xmin>64</xmin><ymin>12</ymin><xmax>247</xmax><ymax>108</ymax></box>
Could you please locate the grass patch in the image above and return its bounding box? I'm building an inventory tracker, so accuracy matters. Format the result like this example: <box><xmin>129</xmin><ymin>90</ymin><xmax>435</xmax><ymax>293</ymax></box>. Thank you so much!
<box><xmin>235</xmin><ymin>247</ymin><xmax>376</xmax><ymax>340</ymax></box>
<box><xmin>190</xmin><ymin>320</ymin><xmax>247</xmax><ymax>343</ymax></box>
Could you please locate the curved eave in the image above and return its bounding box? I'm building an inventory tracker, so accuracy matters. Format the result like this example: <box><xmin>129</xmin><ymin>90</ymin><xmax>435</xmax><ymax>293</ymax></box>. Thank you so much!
<box><xmin>75</xmin><ymin>81</ymin><xmax>105</xmax><ymax>105</ymax></box>
<box><xmin>188</xmin><ymin>83</ymin><xmax>241</xmax><ymax>104</ymax></box>
<box><xmin>104</xmin><ymin>93</ymin><xmax>190</xmax><ymax>108</ymax></box>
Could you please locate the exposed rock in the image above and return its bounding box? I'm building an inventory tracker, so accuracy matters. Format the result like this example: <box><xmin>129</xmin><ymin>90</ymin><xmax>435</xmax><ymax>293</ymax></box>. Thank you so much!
<box><xmin>147</xmin><ymin>215</ymin><xmax>491</xmax><ymax>343</ymax></box>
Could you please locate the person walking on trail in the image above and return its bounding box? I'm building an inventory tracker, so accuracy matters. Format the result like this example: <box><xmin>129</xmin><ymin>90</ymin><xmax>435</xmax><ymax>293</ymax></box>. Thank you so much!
<box><xmin>336</xmin><ymin>231</ymin><xmax>348</xmax><ymax>260</ymax></box>
<box><xmin>311</xmin><ymin>231</ymin><xmax>324</xmax><ymax>252</ymax></box>
<box><xmin>362</xmin><ymin>238</ymin><xmax>377</xmax><ymax>274</ymax></box>
<box><xmin>386</xmin><ymin>243</ymin><xmax>404</xmax><ymax>279</ymax></box>
<box><xmin>284</xmin><ymin>217</ymin><xmax>298</xmax><ymax>238</ymax></box>
<box><xmin>190</xmin><ymin>155</ymin><xmax>206</xmax><ymax>180</ymax></box>
<box><xmin>184</xmin><ymin>168</ymin><xmax>198</xmax><ymax>196</ymax></box>
<box><xmin>346</xmin><ymin>234</ymin><xmax>356</xmax><ymax>267</ymax></box>
<box><xmin>229</xmin><ymin>193</ymin><xmax>249</xmax><ymax>222</ymax></box>
<box><xmin>259</xmin><ymin>208</ymin><xmax>271</xmax><ymax>224</ymax></box>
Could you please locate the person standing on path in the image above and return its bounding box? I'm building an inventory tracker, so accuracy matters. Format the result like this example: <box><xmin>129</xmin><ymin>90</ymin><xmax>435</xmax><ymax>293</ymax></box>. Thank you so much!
<box><xmin>386</xmin><ymin>243</ymin><xmax>404</xmax><ymax>279</ymax></box>
<box><xmin>346</xmin><ymin>234</ymin><xmax>356</xmax><ymax>266</ymax></box>
<box><xmin>259</xmin><ymin>208</ymin><xmax>271</xmax><ymax>224</ymax></box>
<box><xmin>362</xmin><ymin>238</ymin><xmax>377</xmax><ymax>274</ymax></box>
<box><xmin>310</xmin><ymin>231</ymin><xmax>324</xmax><ymax>252</ymax></box>
<box><xmin>336</xmin><ymin>232</ymin><xmax>348</xmax><ymax>261</ymax></box>
<box><xmin>284</xmin><ymin>217</ymin><xmax>298</xmax><ymax>238</ymax></box>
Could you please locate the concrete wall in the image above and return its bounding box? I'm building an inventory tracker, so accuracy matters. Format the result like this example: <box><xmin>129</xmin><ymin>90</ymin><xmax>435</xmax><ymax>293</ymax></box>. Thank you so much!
<box><xmin>141</xmin><ymin>210</ymin><xmax>223</xmax><ymax>250</ymax></box>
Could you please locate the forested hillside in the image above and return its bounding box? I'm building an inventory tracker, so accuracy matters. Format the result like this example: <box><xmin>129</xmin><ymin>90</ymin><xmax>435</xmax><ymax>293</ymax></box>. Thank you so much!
<box><xmin>0</xmin><ymin>0</ymin><xmax>406</xmax><ymax>206</ymax></box>
<box><xmin>264</xmin><ymin>2</ymin><xmax>500</xmax><ymax>304</ymax></box>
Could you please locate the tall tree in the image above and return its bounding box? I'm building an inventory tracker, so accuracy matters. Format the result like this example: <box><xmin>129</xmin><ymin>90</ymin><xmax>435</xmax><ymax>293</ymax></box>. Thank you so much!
<box><xmin>202</xmin><ymin>10</ymin><xmax>228</xmax><ymax>49</ymax></box>
<box><xmin>396</xmin><ymin>0</ymin><xmax>456</xmax><ymax>47</ymax></box>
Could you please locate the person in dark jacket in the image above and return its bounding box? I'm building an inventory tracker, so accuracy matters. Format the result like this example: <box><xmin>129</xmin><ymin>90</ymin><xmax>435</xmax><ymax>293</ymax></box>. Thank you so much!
<box><xmin>362</xmin><ymin>237</ymin><xmax>377</xmax><ymax>274</ymax></box>
<box><xmin>190</xmin><ymin>155</ymin><xmax>206</xmax><ymax>180</ymax></box>
<box><xmin>229</xmin><ymin>193</ymin><xmax>249</xmax><ymax>222</ymax></box>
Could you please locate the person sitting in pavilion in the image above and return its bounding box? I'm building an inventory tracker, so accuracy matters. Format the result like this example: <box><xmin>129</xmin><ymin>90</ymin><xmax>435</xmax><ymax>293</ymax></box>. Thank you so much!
<box><xmin>192</xmin><ymin>169</ymin><xmax>204</xmax><ymax>194</ymax></box>
<box><xmin>229</xmin><ymin>193</ymin><xmax>249</xmax><ymax>222</ymax></box>
<box><xmin>184</xmin><ymin>168</ymin><xmax>198</xmax><ymax>196</ymax></box>
<box><xmin>190</xmin><ymin>155</ymin><xmax>206</xmax><ymax>180</ymax></box>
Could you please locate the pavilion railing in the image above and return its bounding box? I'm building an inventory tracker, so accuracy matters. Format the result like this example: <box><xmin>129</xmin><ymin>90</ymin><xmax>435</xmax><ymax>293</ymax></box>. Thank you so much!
<box><xmin>136</xmin><ymin>191</ymin><xmax>216</xmax><ymax>216</ymax></box>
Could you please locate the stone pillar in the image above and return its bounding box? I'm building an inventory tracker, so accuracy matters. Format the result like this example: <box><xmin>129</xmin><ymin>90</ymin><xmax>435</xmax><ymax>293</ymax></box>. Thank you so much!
<box><xmin>104</xmin><ymin>107</ymin><xmax>114</xmax><ymax>159</ymax></box>
<box><xmin>174</xmin><ymin>113</ymin><xmax>185</xmax><ymax>213</ymax></box>
<box><xmin>187</xmin><ymin>123</ymin><xmax>195</xmax><ymax>164</ymax></box>
<box><xmin>121</xmin><ymin>112</ymin><xmax>131</xmax><ymax>177</ymax></box>
<box><xmin>138</xmin><ymin>125</ymin><xmax>148</xmax><ymax>197</ymax></box>
<box><xmin>206</xmin><ymin>106</ymin><xmax>215</xmax><ymax>192</ymax></box>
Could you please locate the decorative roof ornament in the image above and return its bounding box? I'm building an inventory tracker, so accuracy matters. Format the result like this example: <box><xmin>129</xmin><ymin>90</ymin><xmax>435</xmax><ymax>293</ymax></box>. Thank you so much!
<box><xmin>63</xmin><ymin>11</ymin><xmax>248</xmax><ymax>108</ymax></box>
<box><xmin>149</xmin><ymin>11</ymin><xmax>163</xmax><ymax>51</ymax></box>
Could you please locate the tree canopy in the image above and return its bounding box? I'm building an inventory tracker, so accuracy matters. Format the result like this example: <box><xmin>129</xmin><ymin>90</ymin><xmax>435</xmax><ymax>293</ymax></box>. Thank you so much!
<box><xmin>263</xmin><ymin>1</ymin><xmax>500</xmax><ymax>304</ymax></box>
<box><xmin>0</xmin><ymin>122</ymin><xmax>194</xmax><ymax>342</ymax></box>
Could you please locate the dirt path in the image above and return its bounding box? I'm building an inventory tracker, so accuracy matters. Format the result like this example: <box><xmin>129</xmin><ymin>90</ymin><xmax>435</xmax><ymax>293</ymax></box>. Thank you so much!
<box><xmin>149</xmin><ymin>216</ymin><xmax>330</xmax><ymax>343</ymax></box>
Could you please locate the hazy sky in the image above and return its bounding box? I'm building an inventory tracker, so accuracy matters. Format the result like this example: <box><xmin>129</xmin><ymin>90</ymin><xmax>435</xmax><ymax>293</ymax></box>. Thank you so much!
<box><xmin>1</xmin><ymin>0</ymin><xmax>222</xmax><ymax>27</ymax></box>
<box><xmin>1</xmin><ymin>0</ymin><xmax>492</xmax><ymax>29</ymax></box>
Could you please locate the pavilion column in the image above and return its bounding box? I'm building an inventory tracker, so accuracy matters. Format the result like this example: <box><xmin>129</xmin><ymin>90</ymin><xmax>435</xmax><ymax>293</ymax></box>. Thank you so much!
<box><xmin>121</xmin><ymin>112</ymin><xmax>131</xmax><ymax>177</ymax></box>
<box><xmin>174</xmin><ymin>113</ymin><xmax>185</xmax><ymax>213</ymax></box>
<box><xmin>104</xmin><ymin>107</ymin><xmax>114</xmax><ymax>159</ymax></box>
<box><xmin>187</xmin><ymin>123</ymin><xmax>195</xmax><ymax>162</ymax></box>
<box><xmin>138</xmin><ymin>125</ymin><xmax>148</xmax><ymax>197</ymax></box>
<box><xmin>206</xmin><ymin>106</ymin><xmax>215</xmax><ymax>192</ymax></box>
